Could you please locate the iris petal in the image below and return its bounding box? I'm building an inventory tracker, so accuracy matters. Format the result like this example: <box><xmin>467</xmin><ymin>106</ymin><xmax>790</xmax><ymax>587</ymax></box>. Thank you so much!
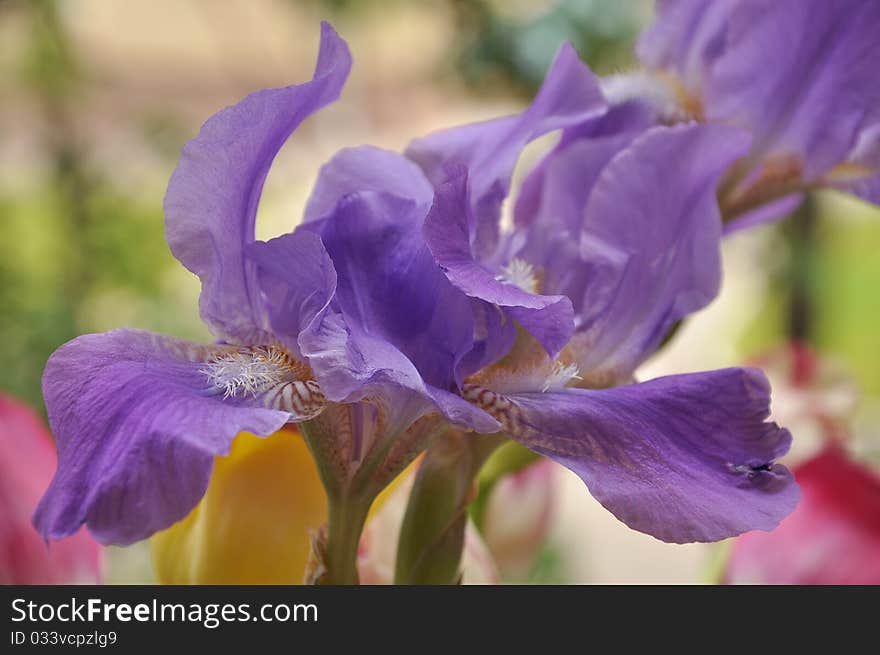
<box><xmin>164</xmin><ymin>23</ymin><xmax>351</xmax><ymax>343</ymax></box>
<box><xmin>466</xmin><ymin>368</ymin><xmax>799</xmax><ymax>543</ymax></box>
<box><xmin>34</xmin><ymin>330</ymin><xmax>298</xmax><ymax>544</ymax></box>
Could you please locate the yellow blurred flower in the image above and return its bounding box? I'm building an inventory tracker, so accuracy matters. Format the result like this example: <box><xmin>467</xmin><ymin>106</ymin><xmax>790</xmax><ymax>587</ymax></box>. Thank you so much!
<box><xmin>151</xmin><ymin>428</ymin><xmax>326</xmax><ymax>584</ymax></box>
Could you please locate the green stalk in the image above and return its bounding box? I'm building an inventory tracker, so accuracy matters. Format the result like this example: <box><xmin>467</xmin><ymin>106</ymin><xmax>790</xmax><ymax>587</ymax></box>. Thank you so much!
<box><xmin>394</xmin><ymin>432</ymin><xmax>504</xmax><ymax>585</ymax></box>
<box><xmin>321</xmin><ymin>493</ymin><xmax>372</xmax><ymax>585</ymax></box>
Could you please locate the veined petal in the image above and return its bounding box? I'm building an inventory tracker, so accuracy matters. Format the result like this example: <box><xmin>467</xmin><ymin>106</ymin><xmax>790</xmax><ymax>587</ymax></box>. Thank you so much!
<box><xmin>304</xmin><ymin>146</ymin><xmax>435</xmax><ymax>222</ymax></box>
<box><xmin>513</xmin><ymin>100</ymin><xmax>658</xmax><ymax>231</ymax></box>
<box><xmin>407</xmin><ymin>42</ymin><xmax>605</xmax><ymax>260</ymax></box>
<box><xmin>34</xmin><ymin>330</ymin><xmax>320</xmax><ymax>545</ymax></box>
<box><xmin>511</xmin><ymin>133</ymin><xmax>637</xmax><ymax>321</ymax></box>
<box><xmin>250</xmin><ymin>194</ymin><xmax>501</xmax><ymax>435</ymax></box>
<box><xmin>569</xmin><ymin>123</ymin><xmax>751</xmax><ymax>381</ymax></box>
<box><xmin>315</xmin><ymin>191</ymin><xmax>476</xmax><ymax>392</ymax></box>
<box><xmin>464</xmin><ymin>368</ymin><xmax>798</xmax><ymax>543</ymax></box>
<box><xmin>247</xmin><ymin>230</ymin><xmax>337</xmax><ymax>359</ymax></box>
<box><xmin>424</xmin><ymin>169</ymin><xmax>574</xmax><ymax>357</ymax></box>
<box><xmin>704</xmin><ymin>0</ymin><xmax>880</xmax><ymax>180</ymax></box>
<box><xmin>164</xmin><ymin>23</ymin><xmax>351</xmax><ymax>343</ymax></box>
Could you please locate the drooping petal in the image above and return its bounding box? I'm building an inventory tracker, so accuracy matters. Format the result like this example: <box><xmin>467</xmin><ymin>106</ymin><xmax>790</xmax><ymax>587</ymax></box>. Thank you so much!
<box><xmin>407</xmin><ymin>41</ymin><xmax>605</xmax><ymax>260</ymax></box>
<box><xmin>1</xmin><ymin>394</ymin><xmax>102</xmax><ymax>584</ymax></box>
<box><xmin>164</xmin><ymin>23</ymin><xmax>351</xmax><ymax>343</ymax></box>
<box><xmin>151</xmin><ymin>428</ymin><xmax>326</xmax><ymax>584</ymax></box>
<box><xmin>34</xmin><ymin>330</ymin><xmax>309</xmax><ymax>545</ymax></box>
<box><xmin>304</xmin><ymin>146</ymin><xmax>434</xmax><ymax>222</ymax></box>
<box><xmin>726</xmin><ymin>446</ymin><xmax>880</xmax><ymax>584</ymax></box>
<box><xmin>567</xmin><ymin>123</ymin><xmax>751</xmax><ymax>380</ymax></box>
<box><xmin>424</xmin><ymin>169</ymin><xmax>575</xmax><ymax>357</ymax></box>
<box><xmin>465</xmin><ymin>368</ymin><xmax>798</xmax><ymax>543</ymax></box>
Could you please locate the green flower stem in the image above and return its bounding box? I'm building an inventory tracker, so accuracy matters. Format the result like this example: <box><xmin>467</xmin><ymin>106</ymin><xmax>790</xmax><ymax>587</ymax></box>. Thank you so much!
<box><xmin>321</xmin><ymin>493</ymin><xmax>372</xmax><ymax>585</ymax></box>
<box><xmin>299</xmin><ymin>419</ymin><xmax>376</xmax><ymax>586</ymax></box>
<box><xmin>394</xmin><ymin>431</ymin><xmax>505</xmax><ymax>585</ymax></box>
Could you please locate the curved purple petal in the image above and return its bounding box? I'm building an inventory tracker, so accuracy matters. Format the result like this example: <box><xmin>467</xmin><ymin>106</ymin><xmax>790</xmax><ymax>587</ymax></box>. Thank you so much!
<box><xmin>251</xmin><ymin>192</ymin><xmax>501</xmax><ymax>434</ymax></box>
<box><xmin>407</xmin><ymin>42</ymin><xmax>605</xmax><ymax>260</ymax></box>
<box><xmin>34</xmin><ymin>330</ymin><xmax>295</xmax><ymax>545</ymax></box>
<box><xmin>246</xmin><ymin>230</ymin><xmax>337</xmax><ymax>359</ymax></box>
<box><xmin>317</xmin><ymin>191</ymin><xmax>476</xmax><ymax>391</ymax></box>
<box><xmin>424</xmin><ymin>169</ymin><xmax>574</xmax><ymax>357</ymax></box>
<box><xmin>829</xmin><ymin>124</ymin><xmax>880</xmax><ymax>205</ymax></box>
<box><xmin>640</xmin><ymin>0</ymin><xmax>880</xmax><ymax>182</ymax></box>
<box><xmin>477</xmin><ymin>368</ymin><xmax>799</xmax><ymax>543</ymax></box>
<box><xmin>513</xmin><ymin>100</ymin><xmax>659</xmax><ymax>231</ymax></box>
<box><xmin>636</xmin><ymin>0</ymin><xmax>732</xmax><ymax>96</ymax></box>
<box><xmin>722</xmin><ymin>194</ymin><xmax>804</xmax><ymax>235</ymax></box>
<box><xmin>164</xmin><ymin>23</ymin><xmax>351</xmax><ymax>343</ymax></box>
<box><xmin>298</xmin><ymin>295</ymin><xmax>500</xmax><ymax>435</ymax></box>
<box><xmin>304</xmin><ymin>146</ymin><xmax>434</xmax><ymax>222</ymax></box>
<box><xmin>567</xmin><ymin>123</ymin><xmax>751</xmax><ymax>381</ymax></box>
<box><xmin>705</xmin><ymin>0</ymin><xmax>880</xmax><ymax>180</ymax></box>
<box><xmin>512</xmin><ymin>133</ymin><xmax>637</xmax><ymax>320</ymax></box>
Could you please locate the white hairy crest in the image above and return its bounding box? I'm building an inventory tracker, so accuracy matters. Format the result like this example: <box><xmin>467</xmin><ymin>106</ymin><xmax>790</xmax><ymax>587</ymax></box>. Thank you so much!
<box><xmin>541</xmin><ymin>361</ymin><xmax>582</xmax><ymax>392</ymax></box>
<box><xmin>496</xmin><ymin>258</ymin><xmax>539</xmax><ymax>294</ymax></box>
<box><xmin>201</xmin><ymin>347</ymin><xmax>293</xmax><ymax>399</ymax></box>
<box><xmin>600</xmin><ymin>72</ymin><xmax>688</xmax><ymax>122</ymax></box>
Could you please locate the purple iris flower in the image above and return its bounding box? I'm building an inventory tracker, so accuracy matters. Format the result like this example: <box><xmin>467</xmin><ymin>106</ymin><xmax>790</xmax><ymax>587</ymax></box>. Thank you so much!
<box><xmin>407</xmin><ymin>43</ymin><xmax>798</xmax><ymax>542</ymax></box>
<box><xmin>634</xmin><ymin>0</ymin><xmax>880</xmax><ymax>227</ymax></box>
<box><xmin>34</xmin><ymin>24</ymin><xmax>499</xmax><ymax>546</ymax></box>
<box><xmin>35</xmin><ymin>23</ymin><xmax>798</xmax><ymax>550</ymax></box>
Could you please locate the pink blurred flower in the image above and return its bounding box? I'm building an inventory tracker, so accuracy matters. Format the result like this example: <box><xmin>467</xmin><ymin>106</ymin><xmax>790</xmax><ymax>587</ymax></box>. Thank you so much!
<box><xmin>482</xmin><ymin>459</ymin><xmax>556</xmax><ymax>580</ymax></box>
<box><xmin>1</xmin><ymin>393</ymin><xmax>102</xmax><ymax>584</ymax></box>
<box><xmin>725</xmin><ymin>446</ymin><xmax>880</xmax><ymax>584</ymax></box>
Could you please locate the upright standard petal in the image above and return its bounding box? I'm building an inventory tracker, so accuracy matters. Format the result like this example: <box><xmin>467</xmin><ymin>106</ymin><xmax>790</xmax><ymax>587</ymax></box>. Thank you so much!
<box><xmin>304</xmin><ymin>146</ymin><xmax>435</xmax><ymax>222</ymax></box>
<box><xmin>34</xmin><ymin>330</ymin><xmax>309</xmax><ymax>544</ymax></box>
<box><xmin>567</xmin><ymin>123</ymin><xmax>750</xmax><ymax>380</ymax></box>
<box><xmin>246</xmin><ymin>230</ymin><xmax>337</xmax><ymax>359</ymax></box>
<box><xmin>424</xmin><ymin>169</ymin><xmax>575</xmax><ymax>357</ymax></box>
<box><xmin>704</xmin><ymin>0</ymin><xmax>880</xmax><ymax>180</ymax></box>
<box><xmin>164</xmin><ymin>23</ymin><xmax>352</xmax><ymax>343</ymax></box>
<box><xmin>465</xmin><ymin>368</ymin><xmax>798</xmax><ymax>543</ymax></box>
<box><xmin>407</xmin><ymin>42</ymin><xmax>605</xmax><ymax>260</ymax></box>
<box><xmin>639</xmin><ymin>0</ymin><xmax>880</xmax><ymax>184</ymax></box>
<box><xmin>636</xmin><ymin>0</ymin><xmax>733</xmax><ymax>98</ymax></box>
<box><xmin>511</xmin><ymin>133</ymin><xmax>637</xmax><ymax>321</ymax></box>
<box><xmin>251</xmin><ymin>192</ymin><xmax>501</xmax><ymax>435</ymax></box>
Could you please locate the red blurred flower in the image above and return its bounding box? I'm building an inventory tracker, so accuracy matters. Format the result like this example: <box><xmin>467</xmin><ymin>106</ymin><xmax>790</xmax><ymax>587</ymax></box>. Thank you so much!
<box><xmin>1</xmin><ymin>393</ymin><xmax>102</xmax><ymax>584</ymax></box>
<box><xmin>726</xmin><ymin>446</ymin><xmax>880</xmax><ymax>584</ymax></box>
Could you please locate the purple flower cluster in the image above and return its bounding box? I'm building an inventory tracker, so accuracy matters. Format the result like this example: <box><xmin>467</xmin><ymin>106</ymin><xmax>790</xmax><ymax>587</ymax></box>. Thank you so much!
<box><xmin>34</xmin><ymin>2</ymin><xmax>880</xmax><ymax>553</ymax></box>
